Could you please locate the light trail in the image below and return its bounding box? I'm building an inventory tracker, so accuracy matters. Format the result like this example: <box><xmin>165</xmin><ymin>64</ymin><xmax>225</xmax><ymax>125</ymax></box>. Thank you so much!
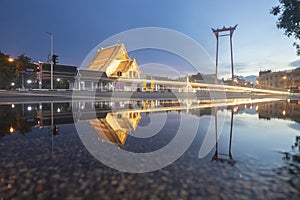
<box><xmin>117</xmin><ymin>78</ymin><xmax>292</xmax><ymax>95</ymax></box>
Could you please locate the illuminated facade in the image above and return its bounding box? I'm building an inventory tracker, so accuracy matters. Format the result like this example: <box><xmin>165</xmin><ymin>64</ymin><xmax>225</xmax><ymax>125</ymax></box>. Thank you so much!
<box><xmin>74</xmin><ymin>43</ymin><xmax>141</xmax><ymax>91</ymax></box>
<box><xmin>89</xmin><ymin>111</ymin><xmax>141</xmax><ymax>145</ymax></box>
<box><xmin>256</xmin><ymin>68</ymin><xmax>300</xmax><ymax>90</ymax></box>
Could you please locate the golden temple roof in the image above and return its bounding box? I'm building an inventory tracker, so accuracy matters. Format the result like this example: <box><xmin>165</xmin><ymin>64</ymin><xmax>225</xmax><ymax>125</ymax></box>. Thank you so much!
<box><xmin>86</xmin><ymin>43</ymin><xmax>130</xmax><ymax>73</ymax></box>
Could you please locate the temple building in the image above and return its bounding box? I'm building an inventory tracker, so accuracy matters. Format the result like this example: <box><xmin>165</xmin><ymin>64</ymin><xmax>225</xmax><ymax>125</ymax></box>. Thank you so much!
<box><xmin>74</xmin><ymin>43</ymin><xmax>141</xmax><ymax>91</ymax></box>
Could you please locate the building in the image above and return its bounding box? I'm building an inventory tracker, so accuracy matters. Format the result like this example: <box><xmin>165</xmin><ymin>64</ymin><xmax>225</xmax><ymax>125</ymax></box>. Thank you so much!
<box><xmin>38</xmin><ymin>63</ymin><xmax>77</xmax><ymax>89</ymax></box>
<box><xmin>256</xmin><ymin>68</ymin><xmax>300</xmax><ymax>90</ymax></box>
<box><xmin>74</xmin><ymin>43</ymin><xmax>141</xmax><ymax>91</ymax></box>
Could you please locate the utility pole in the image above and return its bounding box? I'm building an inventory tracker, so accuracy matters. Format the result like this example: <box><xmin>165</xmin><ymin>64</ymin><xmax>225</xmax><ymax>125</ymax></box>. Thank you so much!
<box><xmin>47</xmin><ymin>32</ymin><xmax>53</xmax><ymax>90</ymax></box>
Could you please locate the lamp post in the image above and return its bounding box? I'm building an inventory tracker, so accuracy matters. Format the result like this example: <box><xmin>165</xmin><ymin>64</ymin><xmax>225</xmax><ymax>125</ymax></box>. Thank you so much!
<box><xmin>47</xmin><ymin>32</ymin><xmax>53</xmax><ymax>90</ymax></box>
<box><xmin>21</xmin><ymin>71</ymin><xmax>25</xmax><ymax>90</ymax></box>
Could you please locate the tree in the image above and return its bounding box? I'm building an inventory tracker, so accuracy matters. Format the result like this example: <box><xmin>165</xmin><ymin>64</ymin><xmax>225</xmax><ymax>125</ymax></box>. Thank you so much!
<box><xmin>0</xmin><ymin>52</ymin><xmax>35</xmax><ymax>89</ymax></box>
<box><xmin>15</xmin><ymin>54</ymin><xmax>32</xmax><ymax>75</ymax></box>
<box><xmin>271</xmin><ymin>0</ymin><xmax>300</xmax><ymax>55</ymax></box>
<box><xmin>0</xmin><ymin>51</ymin><xmax>16</xmax><ymax>89</ymax></box>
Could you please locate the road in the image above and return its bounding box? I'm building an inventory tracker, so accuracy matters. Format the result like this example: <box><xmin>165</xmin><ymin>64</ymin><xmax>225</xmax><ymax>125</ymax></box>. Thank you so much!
<box><xmin>0</xmin><ymin>90</ymin><xmax>289</xmax><ymax>105</ymax></box>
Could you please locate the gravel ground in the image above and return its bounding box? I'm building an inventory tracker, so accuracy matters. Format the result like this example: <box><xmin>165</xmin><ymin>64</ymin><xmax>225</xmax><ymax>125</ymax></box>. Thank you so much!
<box><xmin>0</xmin><ymin>123</ymin><xmax>299</xmax><ymax>200</ymax></box>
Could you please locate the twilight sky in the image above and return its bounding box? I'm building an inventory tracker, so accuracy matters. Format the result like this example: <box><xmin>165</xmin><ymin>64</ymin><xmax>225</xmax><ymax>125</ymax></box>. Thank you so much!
<box><xmin>0</xmin><ymin>0</ymin><xmax>299</xmax><ymax>77</ymax></box>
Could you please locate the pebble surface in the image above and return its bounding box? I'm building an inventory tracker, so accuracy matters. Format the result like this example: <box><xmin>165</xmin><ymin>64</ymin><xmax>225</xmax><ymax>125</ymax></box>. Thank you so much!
<box><xmin>0</xmin><ymin>124</ymin><xmax>299</xmax><ymax>200</ymax></box>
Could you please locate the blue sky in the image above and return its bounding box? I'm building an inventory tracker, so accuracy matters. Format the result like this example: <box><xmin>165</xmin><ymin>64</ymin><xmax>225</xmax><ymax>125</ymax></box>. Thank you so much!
<box><xmin>0</xmin><ymin>0</ymin><xmax>299</xmax><ymax>77</ymax></box>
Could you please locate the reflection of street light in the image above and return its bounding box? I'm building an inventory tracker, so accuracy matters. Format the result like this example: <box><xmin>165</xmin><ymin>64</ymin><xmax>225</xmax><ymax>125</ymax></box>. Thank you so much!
<box><xmin>233</xmin><ymin>107</ymin><xmax>238</xmax><ymax>112</ymax></box>
<box><xmin>9</xmin><ymin>126</ymin><xmax>14</xmax><ymax>133</ymax></box>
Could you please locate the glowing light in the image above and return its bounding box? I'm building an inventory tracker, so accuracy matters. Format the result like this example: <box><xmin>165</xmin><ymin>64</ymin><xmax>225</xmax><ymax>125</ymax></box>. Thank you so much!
<box><xmin>27</xmin><ymin>106</ymin><xmax>32</xmax><ymax>111</ymax></box>
<box><xmin>233</xmin><ymin>107</ymin><xmax>238</xmax><ymax>112</ymax></box>
<box><xmin>11</xmin><ymin>104</ymin><xmax>15</xmax><ymax>108</ymax></box>
<box><xmin>26</xmin><ymin>80</ymin><xmax>32</xmax><ymax>84</ymax></box>
<box><xmin>282</xmin><ymin>76</ymin><xmax>287</xmax><ymax>80</ymax></box>
<box><xmin>57</xmin><ymin>78</ymin><xmax>61</xmax><ymax>82</ymax></box>
<box><xmin>9</xmin><ymin>126</ymin><xmax>14</xmax><ymax>133</ymax></box>
<box><xmin>11</xmin><ymin>82</ymin><xmax>15</xmax><ymax>86</ymax></box>
<box><xmin>8</xmin><ymin>58</ymin><xmax>14</xmax><ymax>62</ymax></box>
<box><xmin>282</xmin><ymin>110</ymin><xmax>286</xmax><ymax>116</ymax></box>
<box><xmin>256</xmin><ymin>80</ymin><xmax>259</xmax><ymax>84</ymax></box>
<box><xmin>57</xmin><ymin>108</ymin><xmax>61</xmax><ymax>113</ymax></box>
<box><xmin>256</xmin><ymin>106</ymin><xmax>259</xmax><ymax>111</ymax></box>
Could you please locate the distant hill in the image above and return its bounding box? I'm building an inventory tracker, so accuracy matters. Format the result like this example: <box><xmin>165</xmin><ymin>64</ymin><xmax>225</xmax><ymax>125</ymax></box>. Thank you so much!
<box><xmin>239</xmin><ymin>75</ymin><xmax>258</xmax><ymax>83</ymax></box>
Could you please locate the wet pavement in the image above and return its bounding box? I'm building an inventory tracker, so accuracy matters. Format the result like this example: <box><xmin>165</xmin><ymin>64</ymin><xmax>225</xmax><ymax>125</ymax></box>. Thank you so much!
<box><xmin>0</xmin><ymin>100</ymin><xmax>300</xmax><ymax>199</ymax></box>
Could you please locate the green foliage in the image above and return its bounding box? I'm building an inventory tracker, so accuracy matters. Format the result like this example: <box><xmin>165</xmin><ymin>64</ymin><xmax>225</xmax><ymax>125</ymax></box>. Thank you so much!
<box><xmin>0</xmin><ymin>52</ymin><xmax>35</xmax><ymax>89</ymax></box>
<box><xmin>271</xmin><ymin>0</ymin><xmax>300</xmax><ymax>55</ymax></box>
<box><xmin>0</xmin><ymin>51</ymin><xmax>16</xmax><ymax>89</ymax></box>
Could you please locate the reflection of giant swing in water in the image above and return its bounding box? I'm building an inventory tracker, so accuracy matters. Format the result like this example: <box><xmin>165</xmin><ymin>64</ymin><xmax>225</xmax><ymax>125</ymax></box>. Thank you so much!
<box><xmin>210</xmin><ymin>25</ymin><xmax>237</xmax><ymax>164</ymax></box>
<box><xmin>211</xmin><ymin>107</ymin><xmax>235</xmax><ymax>165</ymax></box>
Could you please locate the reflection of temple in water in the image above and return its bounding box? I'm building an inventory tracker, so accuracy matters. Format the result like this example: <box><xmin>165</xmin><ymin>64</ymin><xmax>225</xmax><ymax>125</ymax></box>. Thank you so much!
<box><xmin>89</xmin><ymin>111</ymin><xmax>141</xmax><ymax>145</ymax></box>
<box><xmin>257</xmin><ymin>100</ymin><xmax>300</xmax><ymax>123</ymax></box>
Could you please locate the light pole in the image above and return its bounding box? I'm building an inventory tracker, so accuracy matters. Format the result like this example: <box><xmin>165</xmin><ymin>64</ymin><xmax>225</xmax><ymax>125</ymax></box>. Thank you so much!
<box><xmin>21</xmin><ymin>71</ymin><xmax>25</xmax><ymax>90</ymax></box>
<box><xmin>47</xmin><ymin>32</ymin><xmax>53</xmax><ymax>90</ymax></box>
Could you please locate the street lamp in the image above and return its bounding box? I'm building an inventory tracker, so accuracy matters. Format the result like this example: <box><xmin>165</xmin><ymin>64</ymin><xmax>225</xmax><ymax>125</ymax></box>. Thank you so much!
<box><xmin>282</xmin><ymin>75</ymin><xmax>289</xmax><ymax>89</ymax></box>
<box><xmin>47</xmin><ymin>32</ymin><xmax>54</xmax><ymax>90</ymax></box>
<box><xmin>8</xmin><ymin>58</ymin><xmax>14</xmax><ymax>62</ymax></box>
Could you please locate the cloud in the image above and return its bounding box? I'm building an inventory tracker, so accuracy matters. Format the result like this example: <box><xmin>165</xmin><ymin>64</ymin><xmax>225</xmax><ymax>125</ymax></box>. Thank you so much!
<box><xmin>139</xmin><ymin>63</ymin><xmax>183</xmax><ymax>78</ymax></box>
<box><xmin>289</xmin><ymin>59</ymin><xmax>300</xmax><ymax>67</ymax></box>
<box><xmin>218</xmin><ymin>62</ymin><xmax>260</xmax><ymax>77</ymax></box>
